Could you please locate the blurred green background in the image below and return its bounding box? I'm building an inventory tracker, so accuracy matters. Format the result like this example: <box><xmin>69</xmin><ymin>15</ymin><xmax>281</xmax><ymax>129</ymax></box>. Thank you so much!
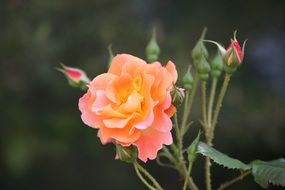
<box><xmin>1</xmin><ymin>0</ymin><xmax>285</xmax><ymax>189</ymax></box>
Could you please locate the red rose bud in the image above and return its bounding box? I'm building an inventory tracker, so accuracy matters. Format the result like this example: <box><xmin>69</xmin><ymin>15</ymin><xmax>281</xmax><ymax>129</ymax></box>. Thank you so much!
<box><xmin>57</xmin><ymin>63</ymin><xmax>90</xmax><ymax>89</ymax></box>
<box><xmin>205</xmin><ymin>31</ymin><xmax>246</xmax><ymax>74</ymax></box>
<box><xmin>223</xmin><ymin>33</ymin><xmax>247</xmax><ymax>74</ymax></box>
<box><xmin>224</xmin><ymin>32</ymin><xmax>246</xmax><ymax>67</ymax></box>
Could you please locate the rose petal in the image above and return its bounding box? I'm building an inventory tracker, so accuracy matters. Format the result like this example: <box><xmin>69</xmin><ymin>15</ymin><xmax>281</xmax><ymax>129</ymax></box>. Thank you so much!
<box><xmin>100</xmin><ymin>124</ymin><xmax>142</xmax><ymax>144</ymax></box>
<box><xmin>166</xmin><ymin>61</ymin><xmax>178</xmax><ymax>84</ymax></box>
<box><xmin>89</xmin><ymin>73</ymin><xmax>117</xmax><ymax>93</ymax></box>
<box><xmin>134</xmin><ymin>105</ymin><xmax>154</xmax><ymax>130</ymax></box>
<box><xmin>108</xmin><ymin>54</ymin><xmax>146</xmax><ymax>75</ymax></box>
<box><xmin>119</xmin><ymin>91</ymin><xmax>143</xmax><ymax>113</ymax></box>
<box><xmin>95</xmin><ymin>104</ymin><xmax>127</xmax><ymax>118</ymax></box>
<box><xmin>103</xmin><ymin>113</ymin><xmax>134</xmax><ymax>128</ymax></box>
<box><xmin>79</xmin><ymin>91</ymin><xmax>98</xmax><ymax>128</ymax></box>
<box><xmin>134</xmin><ymin>127</ymin><xmax>173</xmax><ymax>162</ymax></box>
<box><xmin>152</xmin><ymin>94</ymin><xmax>173</xmax><ymax>132</ymax></box>
<box><xmin>232</xmin><ymin>40</ymin><xmax>243</xmax><ymax>63</ymax></box>
<box><xmin>91</xmin><ymin>90</ymin><xmax>109</xmax><ymax>111</ymax></box>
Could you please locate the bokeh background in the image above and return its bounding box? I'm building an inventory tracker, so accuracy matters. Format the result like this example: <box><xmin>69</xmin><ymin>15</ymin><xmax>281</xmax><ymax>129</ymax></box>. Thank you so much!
<box><xmin>1</xmin><ymin>0</ymin><xmax>285</xmax><ymax>189</ymax></box>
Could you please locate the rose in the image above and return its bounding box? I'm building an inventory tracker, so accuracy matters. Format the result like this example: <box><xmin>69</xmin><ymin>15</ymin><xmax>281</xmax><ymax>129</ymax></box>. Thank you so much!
<box><xmin>79</xmin><ymin>54</ymin><xmax>177</xmax><ymax>162</ymax></box>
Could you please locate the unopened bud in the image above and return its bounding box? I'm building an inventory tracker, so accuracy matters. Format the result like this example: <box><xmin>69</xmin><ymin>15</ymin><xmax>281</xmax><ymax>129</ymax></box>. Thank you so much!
<box><xmin>146</xmin><ymin>28</ymin><xmax>160</xmax><ymax>63</ymax></box>
<box><xmin>224</xmin><ymin>64</ymin><xmax>237</xmax><ymax>74</ymax></box>
<box><xmin>171</xmin><ymin>86</ymin><xmax>185</xmax><ymax>106</ymax></box>
<box><xmin>187</xmin><ymin>131</ymin><xmax>201</xmax><ymax>163</ymax></box>
<box><xmin>223</xmin><ymin>32</ymin><xmax>247</xmax><ymax>74</ymax></box>
<box><xmin>192</xmin><ymin>28</ymin><xmax>209</xmax><ymax>61</ymax></box>
<box><xmin>211</xmin><ymin>51</ymin><xmax>224</xmax><ymax>78</ymax></box>
<box><xmin>182</xmin><ymin>66</ymin><xmax>194</xmax><ymax>90</ymax></box>
<box><xmin>107</xmin><ymin>44</ymin><xmax>114</xmax><ymax>67</ymax></box>
<box><xmin>196</xmin><ymin>56</ymin><xmax>211</xmax><ymax>81</ymax></box>
<box><xmin>115</xmin><ymin>144</ymin><xmax>137</xmax><ymax>163</ymax></box>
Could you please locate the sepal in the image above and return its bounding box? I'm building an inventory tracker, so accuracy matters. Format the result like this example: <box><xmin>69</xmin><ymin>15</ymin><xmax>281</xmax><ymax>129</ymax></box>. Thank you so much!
<box><xmin>115</xmin><ymin>144</ymin><xmax>138</xmax><ymax>163</ymax></box>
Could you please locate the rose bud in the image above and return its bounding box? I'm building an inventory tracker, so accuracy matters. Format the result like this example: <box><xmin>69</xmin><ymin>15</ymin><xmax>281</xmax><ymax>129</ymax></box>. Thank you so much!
<box><xmin>224</xmin><ymin>35</ymin><xmax>245</xmax><ymax>67</ymax></box>
<box><xmin>210</xmin><ymin>51</ymin><xmax>224</xmax><ymax>78</ymax></box>
<box><xmin>115</xmin><ymin>144</ymin><xmax>138</xmax><ymax>163</ymax></box>
<box><xmin>187</xmin><ymin>131</ymin><xmax>201</xmax><ymax>163</ymax></box>
<box><xmin>107</xmin><ymin>44</ymin><xmax>114</xmax><ymax>67</ymax></box>
<box><xmin>57</xmin><ymin>63</ymin><xmax>90</xmax><ymax>90</ymax></box>
<box><xmin>182</xmin><ymin>66</ymin><xmax>194</xmax><ymax>90</ymax></box>
<box><xmin>146</xmin><ymin>28</ymin><xmax>160</xmax><ymax>63</ymax></box>
<box><xmin>171</xmin><ymin>86</ymin><xmax>185</xmax><ymax>106</ymax></box>
<box><xmin>191</xmin><ymin>28</ymin><xmax>209</xmax><ymax>61</ymax></box>
<box><xmin>196</xmin><ymin>56</ymin><xmax>211</xmax><ymax>81</ymax></box>
<box><xmin>223</xmin><ymin>32</ymin><xmax>247</xmax><ymax>73</ymax></box>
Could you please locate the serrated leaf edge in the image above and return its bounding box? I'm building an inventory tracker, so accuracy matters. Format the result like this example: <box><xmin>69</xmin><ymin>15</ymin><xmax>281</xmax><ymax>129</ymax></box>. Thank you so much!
<box><xmin>251</xmin><ymin>159</ymin><xmax>285</xmax><ymax>188</ymax></box>
<box><xmin>197</xmin><ymin>142</ymin><xmax>251</xmax><ymax>170</ymax></box>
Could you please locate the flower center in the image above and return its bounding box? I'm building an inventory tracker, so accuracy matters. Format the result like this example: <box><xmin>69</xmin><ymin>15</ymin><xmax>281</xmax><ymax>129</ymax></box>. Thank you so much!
<box><xmin>132</xmin><ymin>74</ymin><xmax>142</xmax><ymax>92</ymax></box>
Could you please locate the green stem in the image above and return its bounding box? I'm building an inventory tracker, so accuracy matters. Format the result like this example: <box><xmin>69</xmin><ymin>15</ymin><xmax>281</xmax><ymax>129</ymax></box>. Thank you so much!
<box><xmin>217</xmin><ymin>170</ymin><xmax>251</xmax><ymax>190</ymax></box>
<box><xmin>181</xmin><ymin>91</ymin><xmax>190</xmax><ymax>134</ymax></box>
<box><xmin>177</xmin><ymin>73</ymin><xmax>199</xmax><ymax>190</ymax></box>
<box><xmin>167</xmin><ymin>71</ymin><xmax>199</xmax><ymax>190</ymax></box>
<box><xmin>162</xmin><ymin>146</ymin><xmax>179</xmax><ymax>167</ymax></box>
<box><xmin>205</xmin><ymin>156</ymin><xmax>212</xmax><ymax>190</ymax></box>
<box><xmin>182</xmin><ymin>160</ymin><xmax>194</xmax><ymax>190</ymax></box>
<box><xmin>207</xmin><ymin>78</ymin><xmax>218</xmax><ymax>127</ymax></box>
<box><xmin>134</xmin><ymin>163</ymin><xmax>156</xmax><ymax>190</ymax></box>
<box><xmin>163</xmin><ymin>148</ymin><xmax>198</xmax><ymax>190</ymax></box>
<box><xmin>201</xmin><ymin>79</ymin><xmax>212</xmax><ymax>190</ymax></box>
<box><xmin>181</xmin><ymin>72</ymin><xmax>199</xmax><ymax>135</ymax></box>
<box><xmin>180</xmin><ymin>161</ymin><xmax>199</xmax><ymax>190</ymax></box>
<box><xmin>175</xmin><ymin>113</ymin><xmax>183</xmax><ymax>161</ymax></box>
<box><xmin>134</xmin><ymin>162</ymin><xmax>163</xmax><ymax>190</ymax></box>
<box><xmin>201</xmin><ymin>81</ymin><xmax>208</xmax><ymax>130</ymax></box>
<box><xmin>163</xmin><ymin>146</ymin><xmax>198</xmax><ymax>190</ymax></box>
<box><xmin>204</xmin><ymin>77</ymin><xmax>218</xmax><ymax>190</ymax></box>
<box><xmin>210</xmin><ymin>73</ymin><xmax>232</xmax><ymax>143</ymax></box>
<box><xmin>204</xmin><ymin>74</ymin><xmax>231</xmax><ymax>190</ymax></box>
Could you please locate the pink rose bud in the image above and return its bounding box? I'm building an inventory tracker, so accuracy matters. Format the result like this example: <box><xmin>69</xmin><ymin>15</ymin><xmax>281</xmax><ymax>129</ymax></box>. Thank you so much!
<box><xmin>57</xmin><ymin>63</ymin><xmax>90</xmax><ymax>89</ymax></box>
<box><xmin>224</xmin><ymin>32</ymin><xmax>246</xmax><ymax>67</ymax></box>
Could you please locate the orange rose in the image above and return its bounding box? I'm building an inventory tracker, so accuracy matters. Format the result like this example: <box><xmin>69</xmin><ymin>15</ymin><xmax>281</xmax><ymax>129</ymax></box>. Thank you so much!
<box><xmin>79</xmin><ymin>54</ymin><xmax>177</xmax><ymax>162</ymax></box>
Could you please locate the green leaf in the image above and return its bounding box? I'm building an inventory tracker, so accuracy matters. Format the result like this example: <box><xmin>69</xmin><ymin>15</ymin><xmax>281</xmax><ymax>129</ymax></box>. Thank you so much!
<box><xmin>197</xmin><ymin>142</ymin><xmax>250</xmax><ymax>170</ymax></box>
<box><xmin>251</xmin><ymin>158</ymin><xmax>285</xmax><ymax>188</ymax></box>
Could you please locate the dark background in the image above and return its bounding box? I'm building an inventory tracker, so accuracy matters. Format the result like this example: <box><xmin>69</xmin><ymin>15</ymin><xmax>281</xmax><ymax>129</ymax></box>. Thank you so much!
<box><xmin>1</xmin><ymin>0</ymin><xmax>285</xmax><ymax>189</ymax></box>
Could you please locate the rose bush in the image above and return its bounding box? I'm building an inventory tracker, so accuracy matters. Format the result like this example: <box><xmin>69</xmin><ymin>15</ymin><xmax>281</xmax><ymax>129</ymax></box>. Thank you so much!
<box><xmin>79</xmin><ymin>54</ymin><xmax>177</xmax><ymax>162</ymax></box>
